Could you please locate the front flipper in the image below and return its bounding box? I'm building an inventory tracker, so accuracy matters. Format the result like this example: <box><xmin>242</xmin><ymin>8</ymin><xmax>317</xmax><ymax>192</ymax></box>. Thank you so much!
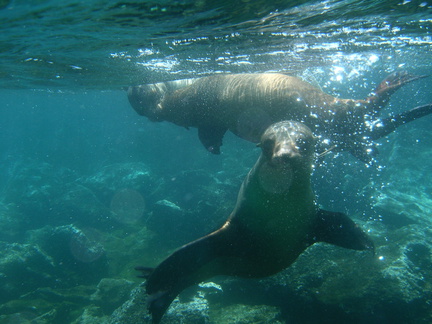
<box><xmin>198</xmin><ymin>125</ymin><xmax>227</xmax><ymax>154</ymax></box>
<box><xmin>367</xmin><ymin>71</ymin><xmax>428</xmax><ymax>114</ymax></box>
<box><xmin>309</xmin><ymin>209</ymin><xmax>374</xmax><ymax>253</ymax></box>
<box><xmin>368</xmin><ymin>104</ymin><xmax>432</xmax><ymax>140</ymax></box>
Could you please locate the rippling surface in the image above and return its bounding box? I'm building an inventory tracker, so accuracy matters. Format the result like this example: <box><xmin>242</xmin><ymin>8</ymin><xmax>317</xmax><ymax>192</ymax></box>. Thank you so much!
<box><xmin>1</xmin><ymin>0</ymin><xmax>431</xmax><ymax>90</ymax></box>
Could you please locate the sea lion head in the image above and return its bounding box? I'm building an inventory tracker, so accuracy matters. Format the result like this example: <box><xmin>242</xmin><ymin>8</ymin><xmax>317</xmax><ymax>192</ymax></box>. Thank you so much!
<box><xmin>259</xmin><ymin>121</ymin><xmax>316</xmax><ymax>168</ymax></box>
<box><xmin>127</xmin><ymin>84</ymin><xmax>167</xmax><ymax>122</ymax></box>
<box><xmin>257</xmin><ymin>121</ymin><xmax>315</xmax><ymax>194</ymax></box>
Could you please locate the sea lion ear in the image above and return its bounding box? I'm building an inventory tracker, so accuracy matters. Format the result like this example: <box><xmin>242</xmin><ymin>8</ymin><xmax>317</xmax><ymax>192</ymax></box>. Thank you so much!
<box><xmin>309</xmin><ymin>209</ymin><xmax>375</xmax><ymax>254</ymax></box>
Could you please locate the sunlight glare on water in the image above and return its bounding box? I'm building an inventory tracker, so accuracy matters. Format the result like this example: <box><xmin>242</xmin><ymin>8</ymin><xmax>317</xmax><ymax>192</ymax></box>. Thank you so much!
<box><xmin>0</xmin><ymin>0</ymin><xmax>430</xmax><ymax>90</ymax></box>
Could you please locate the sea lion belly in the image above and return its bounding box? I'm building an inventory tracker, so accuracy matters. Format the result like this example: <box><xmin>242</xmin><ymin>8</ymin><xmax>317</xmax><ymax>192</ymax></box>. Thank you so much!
<box><xmin>229</xmin><ymin>157</ymin><xmax>317</xmax><ymax>271</ymax></box>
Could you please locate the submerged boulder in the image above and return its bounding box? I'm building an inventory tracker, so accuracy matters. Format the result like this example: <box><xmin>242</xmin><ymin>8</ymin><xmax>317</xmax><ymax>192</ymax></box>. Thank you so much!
<box><xmin>109</xmin><ymin>286</ymin><xmax>151</xmax><ymax>324</ymax></box>
<box><xmin>51</xmin><ymin>183</ymin><xmax>113</xmax><ymax>228</ymax></box>
<box><xmin>0</xmin><ymin>161</ymin><xmax>116</xmax><ymax>228</ymax></box>
<box><xmin>72</xmin><ymin>305</ymin><xmax>110</xmax><ymax>324</ymax></box>
<box><xmin>0</xmin><ymin>241</ymin><xmax>55</xmax><ymax>303</ymax></box>
<box><xmin>26</xmin><ymin>224</ymin><xmax>109</xmax><ymax>286</ymax></box>
<box><xmin>82</xmin><ymin>162</ymin><xmax>158</xmax><ymax>207</ymax></box>
<box><xmin>90</xmin><ymin>278</ymin><xmax>136</xmax><ymax>314</ymax></box>
<box><xmin>211</xmin><ymin>304</ymin><xmax>282</xmax><ymax>324</ymax></box>
<box><xmin>1</xmin><ymin>161</ymin><xmax>77</xmax><ymax>227</ymax></box>
<box><xmin>110</xmin><ymin>282</ymin><xmax>223</xmax><ymax>324</ymax></box>
<box><xmin>0</xmin><ymin>202</ymin><xmax>22</xmax><ymax>242</ymax></box>
<box><xmin>146</xmin><ymin>169</ymin><xmax>237</xmax><ymax>247</ymax></box>
<box><xmin>0</xmin><ymin>309</ymin><xmax>57</xmax><ymax>324</ymax></box>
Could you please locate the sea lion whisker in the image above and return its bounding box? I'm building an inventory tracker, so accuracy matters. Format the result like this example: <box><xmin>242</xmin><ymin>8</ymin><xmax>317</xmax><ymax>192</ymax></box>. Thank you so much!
<box><xmin>317</xmin><ymin>145</ymin><xmax>337</xmax><ymax>159</ymax></box>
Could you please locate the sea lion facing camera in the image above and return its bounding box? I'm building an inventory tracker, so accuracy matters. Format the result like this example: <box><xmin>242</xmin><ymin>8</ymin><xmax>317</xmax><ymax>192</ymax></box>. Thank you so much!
<box><xmin>128</xmin><ymin>71</ymin><xmax>430</xmax><ymax>163</ymax></box>
<box><xmin>136</xmin><ymin>121</ymin><xmax>374</xmax><ymax>324</ymax></box>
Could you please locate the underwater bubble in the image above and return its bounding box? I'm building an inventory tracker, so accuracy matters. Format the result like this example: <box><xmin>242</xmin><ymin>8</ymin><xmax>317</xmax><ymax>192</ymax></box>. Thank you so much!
<box><xmin>110</xmin><ymin>188</ymin><xmax>146</xmax><ymax>224</ymax></box>
<box><xmin>69</xmin><ymin>229</ymin><xmax>104</xmax><ymax>263</ymax></box>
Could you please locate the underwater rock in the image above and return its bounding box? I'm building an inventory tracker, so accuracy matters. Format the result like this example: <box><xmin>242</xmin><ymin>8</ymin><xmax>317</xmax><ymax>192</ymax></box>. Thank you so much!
<box><xmin>109</xmin><ymin>286</ymin><xmax>152</xmax><ymax>324</ymax></box>
<box><xmin>162</xmin><ymin>169</ymin><xmax>225</xmax><ymax>209</ymax></box>
<box><xmin>371</xmin><ymin>126</ymin><xmax>432</xmax><ymax>228</ymax></box>
<box><xmin>90</xmin><ymin>278</ymin><xmax>136</xmax><ymax>314</ymax></box>
<box><xmin>51</xmin><ymin>183</ymin><xmax>114</xmax><ymax>228</ymax></box>
<box><xmin>373</xmin><ymin>187</ymin><xmax>432</xmax><ymax>227</ymax></box>
<box><xmin>147</xmin><ymin>199</ymin><xmax>225</xmax><ymax>248</ymax></box>
<box><xmin>72</xmin><ymin>305</ymin><xmax>110</xmax><ymax>324</ymax></box>
<box><xmin>0</xmin><ymin>202</ymin><xmax>22</xmax><ymax>242</ymax></box>
<box><xmin>26</xmin><ymin>224</ymin><xmax>109</xmax><ymax>285</ymax></box>
<box><xmin>110</xmin><ymin>284</ymin><xmax>214</xmax><ymax>324</ymax></box>
<box><xmin>146</xmin><ymin>199</ymin><xmax>185</xmax><ymax>243</ymax></box>
<box><xmin>210</xmin><ymin>304</ymin><xmax>282</xmax><ymax>324</ymax></box>
<box><xmin>163</xmin><ymin>293</ymin><xmax>210</xmax><ymax>324</ymax></box>
<box><xmin>0</xmin><ymin>284</ymin><xmax>96</xmax><ymax>322</ymax></box>
<box><xmin>0</xmin><ymin>309</ymin><xmax>57</xmax><ymax>324</ymax></box>
<box><xmin>146</xmin><ymin>170</ymin><xmax>236</xmax><ymax>247</ymax></box>
<box><xmin>0</xmin><ymin>241</ymin><xmax>55</xmax><ymax>303</ymax></box>
<box><xmin>1</xmin><ymin>161</ymin><xmax>77</xmax><ymax>228</ymax></box>
<box><xmin>82</xmin><ymin>162</ymin><xmax>159</xmax><ymax>209</ymax></box>
<box><xmin>156</xmin><ymin>199</ymin><xmax>183</xmax><ymax>212</ymax></box>
<box><xmin>0</xmin><ymin>161</ymin><xmax>114</xmax><ymax>228</ymax></box>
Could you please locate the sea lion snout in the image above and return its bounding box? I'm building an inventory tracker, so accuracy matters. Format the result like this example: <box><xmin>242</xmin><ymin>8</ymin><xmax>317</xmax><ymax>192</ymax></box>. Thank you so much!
<box><xmin>127</xmin><ymin>84</ymin><xmax>166</xmax><ymax>121</ymax></box>
<box><xmin>271</xmin><ymin>142</ymin><xmax>302</xmax><ymax>165</ymax></box>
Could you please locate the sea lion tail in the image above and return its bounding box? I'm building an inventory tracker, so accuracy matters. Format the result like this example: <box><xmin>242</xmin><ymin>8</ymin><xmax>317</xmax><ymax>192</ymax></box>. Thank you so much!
<box><xmin>368</xmin><ymin>103</ymin><xmax>432</xmax><ymax>141</ymax></box>
<box><xmin>366</xmin><ymin>71</ymin><xmax>428</xmax><ymax>115</ymax></box>
<box><xmin>147</xmin><ymin>290</ymin><xmax>177</xmax><ymax>324</ymax></box>
<box><xmin>348</xmin><ymin>143</ymin><xmax>379</xmax><ymax>165</ymax></box>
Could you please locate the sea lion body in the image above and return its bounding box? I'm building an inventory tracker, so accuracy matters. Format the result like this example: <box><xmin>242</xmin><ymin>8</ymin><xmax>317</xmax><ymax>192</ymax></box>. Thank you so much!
<box><xmin>136</xmin><ymin>121</ymin><xmax>374</xmax><ymax>323</ymax></box>
<box><xmin>128</xmin><ymin>72</ymin><xmax>429</xmax><ymax>162</ymax></box>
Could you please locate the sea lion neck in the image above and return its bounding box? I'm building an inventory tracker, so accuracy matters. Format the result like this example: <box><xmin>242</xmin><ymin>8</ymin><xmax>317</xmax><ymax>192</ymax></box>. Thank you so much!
<box><xmin>253</xmin><ymin>121</ymin><xmax>316</xmax><ymax>196</ymax></box>
<box><xmin>252</xmin><ymin>154</ymin><xmax>313</xmax><ymax>197</ymax></box>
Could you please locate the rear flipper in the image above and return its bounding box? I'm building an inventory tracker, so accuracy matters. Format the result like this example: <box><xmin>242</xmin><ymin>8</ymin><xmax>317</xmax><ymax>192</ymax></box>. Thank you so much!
<box><xmin>367</xmin><ymin>71</ymin><xmax>428</xmax><ymax>114</ymax></box>
<box><xmin>137</xmin><ymin>227</ymin><xmax>231</xmax><ymax>323</ymax></box>
<box><xmin>348</xmin><ymin>142</ymin><xmax>379</xmax><ymax>164</ymax></box>
<box><xmin>368</xmin><ymin>104</ymin><xmax>432</xmax><ymax>140</ymax></box>
<box><xmin>309</xmin><ymin>209</ymin><xmax>374</xmax><ymax>254</ymax></box>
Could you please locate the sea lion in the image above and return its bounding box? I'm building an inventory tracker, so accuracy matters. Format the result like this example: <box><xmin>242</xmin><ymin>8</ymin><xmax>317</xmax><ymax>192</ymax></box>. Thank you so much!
<box><xmin>136</xmin><ymin>121</ymin><xmax>374</xmax><ymax>324</ymax></box>
<box><xmin>128</xmin><ymin>72</ymin><xmax>430</xmax><ymax>163</ymax></box>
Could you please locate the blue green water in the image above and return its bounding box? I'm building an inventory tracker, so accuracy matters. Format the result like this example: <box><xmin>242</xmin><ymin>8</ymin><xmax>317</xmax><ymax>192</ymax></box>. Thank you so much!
<box><xmin>0</xmin><ymin>1</ymin><xmax>432</xmax><ymax>323</ymax></box>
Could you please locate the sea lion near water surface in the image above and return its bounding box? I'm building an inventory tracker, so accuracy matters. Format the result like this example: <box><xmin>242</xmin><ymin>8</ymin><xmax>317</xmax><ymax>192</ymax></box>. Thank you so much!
<box><xmin>136</xmin><ymin>121</ymin><xmax>374</xmax><ymax>324</ymax></box>
<box><xmin>128</xmin><ymin>71</ymin><xmax>430</xmax><ymax>163</ymax></box>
